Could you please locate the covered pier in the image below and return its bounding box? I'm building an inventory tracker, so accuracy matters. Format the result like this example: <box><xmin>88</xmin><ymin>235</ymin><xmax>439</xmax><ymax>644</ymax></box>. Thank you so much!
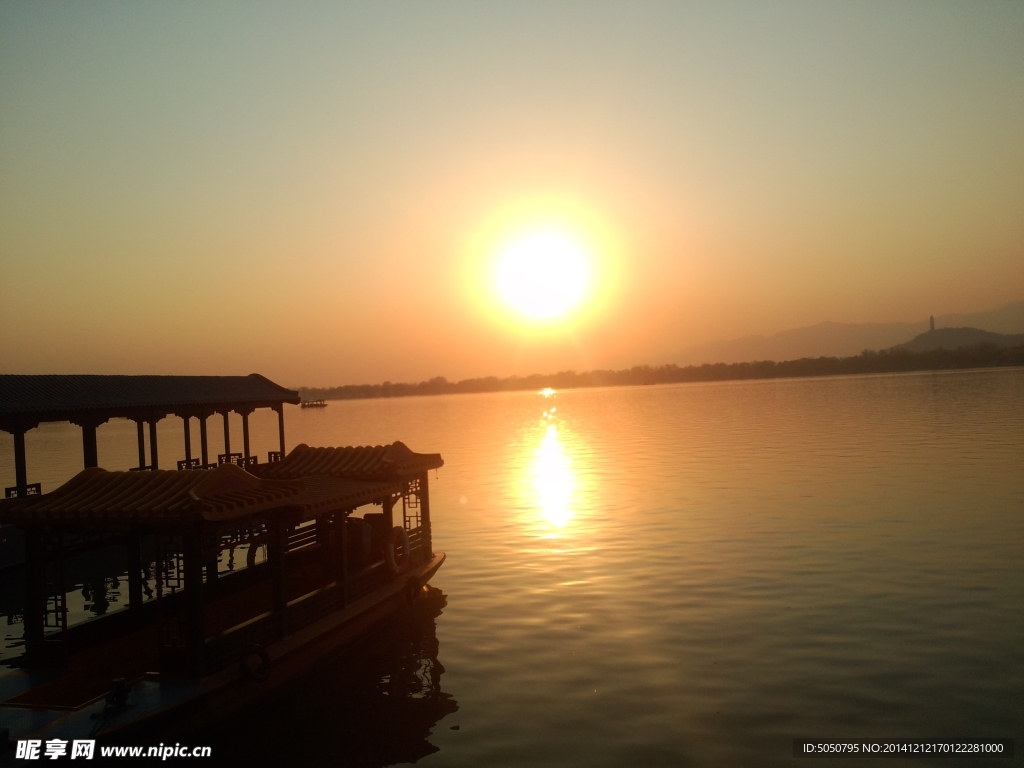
<box><xmin>0</xmin><ymin>374</ymin><xmax>300</xmax><ymax>499</ymax></box>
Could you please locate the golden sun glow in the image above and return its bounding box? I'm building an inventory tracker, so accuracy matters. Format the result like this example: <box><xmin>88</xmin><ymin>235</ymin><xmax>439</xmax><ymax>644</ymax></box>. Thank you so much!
<box><xmin>494</xmin><ymin>228</ymin><xmax>592</xmax><ymax>321</ymax></box>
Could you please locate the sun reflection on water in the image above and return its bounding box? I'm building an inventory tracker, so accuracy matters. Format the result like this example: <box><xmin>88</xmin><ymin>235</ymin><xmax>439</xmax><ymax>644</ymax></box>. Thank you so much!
<box><xmin>532</xmin><ymin>421</ymin><xmax>576</xmax><ymax>532</ymax></box>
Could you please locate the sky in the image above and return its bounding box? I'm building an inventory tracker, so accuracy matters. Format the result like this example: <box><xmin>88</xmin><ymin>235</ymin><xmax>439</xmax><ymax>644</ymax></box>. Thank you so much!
<box><xmin>1</xmin><ymin>1</ymin><xmax>1022</xmax><ymax>387</ymax></box>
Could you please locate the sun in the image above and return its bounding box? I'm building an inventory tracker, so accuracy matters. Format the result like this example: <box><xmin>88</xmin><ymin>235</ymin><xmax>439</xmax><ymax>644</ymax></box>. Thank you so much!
<box><xmin>494</xmin><ymin>228</ymin><xmax>592</xmax><ymax>321</ymax></box>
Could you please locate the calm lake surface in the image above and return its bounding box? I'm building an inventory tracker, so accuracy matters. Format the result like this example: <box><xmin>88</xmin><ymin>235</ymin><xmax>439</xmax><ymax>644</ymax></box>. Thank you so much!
<box><xmin>2</xmin><ymin>369</ymin><xmax>1023</xmax><ymax>766</ymax></box>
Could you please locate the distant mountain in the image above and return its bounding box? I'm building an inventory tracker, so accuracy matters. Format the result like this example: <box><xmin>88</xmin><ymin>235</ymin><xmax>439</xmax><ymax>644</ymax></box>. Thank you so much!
<box><xmin>891</xmin><ymin>327</ymin><xmax>1024</xmax><ymax>353</ymax></box>
<box><xmin>674</xmin><ymin>300</ymin><xmax>1024</xmax><ymax>365</ymax></box>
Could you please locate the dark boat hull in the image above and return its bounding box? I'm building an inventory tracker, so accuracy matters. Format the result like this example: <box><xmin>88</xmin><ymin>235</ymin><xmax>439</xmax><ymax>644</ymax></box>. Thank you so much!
<box><xmin>0</xmin><ymin>553</ymin><xmax>445</xmax><ymax>753</ymax></box>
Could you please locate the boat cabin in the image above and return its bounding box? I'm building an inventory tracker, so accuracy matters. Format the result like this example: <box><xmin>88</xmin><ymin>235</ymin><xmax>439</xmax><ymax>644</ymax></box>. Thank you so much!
<box><xmin>0</xmin><ymin>442</ymin><xmax>443</xmax><ymax>736</ymax></box>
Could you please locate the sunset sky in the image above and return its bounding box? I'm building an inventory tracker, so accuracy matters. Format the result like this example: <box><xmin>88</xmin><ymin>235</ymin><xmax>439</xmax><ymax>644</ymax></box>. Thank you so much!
<box><xmin>2</xmin><ymin>2</ymin><xmax>1022</xmax><ymax>387</ymax></box>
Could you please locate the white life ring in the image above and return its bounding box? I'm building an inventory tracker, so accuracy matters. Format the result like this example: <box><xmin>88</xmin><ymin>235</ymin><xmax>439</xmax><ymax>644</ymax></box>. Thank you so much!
<box><xmin>385</xmin><ymin>526</ymin><xmax>411</xmax><ymax>575</ymax></box>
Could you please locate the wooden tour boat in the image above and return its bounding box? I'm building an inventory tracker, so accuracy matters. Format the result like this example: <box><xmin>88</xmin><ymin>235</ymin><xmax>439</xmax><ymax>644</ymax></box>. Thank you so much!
<box><xmin>0</xmin><ymin>440</ymin><xmax>445</xmax><ymax>747</ymax></box>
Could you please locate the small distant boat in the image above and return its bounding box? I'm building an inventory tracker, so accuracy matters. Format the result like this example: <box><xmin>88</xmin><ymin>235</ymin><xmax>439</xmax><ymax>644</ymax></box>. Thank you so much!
<box><xmin>300</xmin><ymin>399</ymin><xmax>328</xmax><ymax>409</ymax></box>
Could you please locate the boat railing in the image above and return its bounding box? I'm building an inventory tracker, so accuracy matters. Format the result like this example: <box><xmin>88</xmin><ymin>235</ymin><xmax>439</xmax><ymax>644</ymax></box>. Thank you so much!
<box><xmin>204</xmin><ymin>610</ymin><xmax>278</xmax><ymax>673</ymax></box>
<box><xmin>287</xmin><ymin>520</ymin><xmax>319</xmax><ymax>553</ymax></box>
<box><xmin>5</xmin><ymin>483</ymin><xmax>41</xmax><ymax>499</ymax></box>
<box><xmin>285</xmin><ymin>581</ymin><xmax>343</xmax><ymax>634</ymax></box>
<box><xmin>406</xmin><ymin>526</ymin><xmax>430</xmax><ymax>563</ymax></box>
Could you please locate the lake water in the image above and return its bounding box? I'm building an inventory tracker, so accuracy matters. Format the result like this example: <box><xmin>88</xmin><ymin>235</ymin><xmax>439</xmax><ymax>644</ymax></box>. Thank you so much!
<box><xmin>2</xmin><ymin>369</ymin><xmax>1023</xmax><ymax>766</ymax></box>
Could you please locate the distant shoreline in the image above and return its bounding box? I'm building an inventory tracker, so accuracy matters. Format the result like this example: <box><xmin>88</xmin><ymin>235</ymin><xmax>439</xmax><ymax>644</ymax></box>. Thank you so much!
<box><xmin>299</xmin><ymin>344</ymin><xmax>1024</xmax><ymax>402</ymax></box>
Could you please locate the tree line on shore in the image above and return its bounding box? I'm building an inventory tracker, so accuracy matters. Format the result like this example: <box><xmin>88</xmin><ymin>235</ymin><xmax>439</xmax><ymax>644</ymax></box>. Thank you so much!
<box><xmin>298</xmin><ymin>343</ymin><xmax>1024</xmax><ymax>402</ymax></box>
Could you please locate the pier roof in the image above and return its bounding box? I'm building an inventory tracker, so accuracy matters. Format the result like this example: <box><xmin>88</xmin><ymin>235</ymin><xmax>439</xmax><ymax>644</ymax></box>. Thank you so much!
<box><xmin>0</xmin><ymin>374</ymin><xmax>300</xmax><ymax>431</ymax></box>
<box><xmin>258</xmin><ymin>442</ymin><xmax>444</xmax><ymax>481</ymax></box>
<box><xmin>0</xmin><ymin>464</ymin><xmax>398</xmax><ymax>525</ymax></box>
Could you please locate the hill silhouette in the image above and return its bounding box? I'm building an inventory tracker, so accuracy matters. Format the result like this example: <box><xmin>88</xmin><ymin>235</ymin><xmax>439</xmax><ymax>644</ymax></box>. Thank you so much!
<box><xmin>673</xmin><ymin>300</ymin><xmax>1024</xmax><ymax>364</ymax></box>
<box><xmin>892</xmin><ymin>327</ymin><xmax>1024</xmax><ymax>353</ymax></box>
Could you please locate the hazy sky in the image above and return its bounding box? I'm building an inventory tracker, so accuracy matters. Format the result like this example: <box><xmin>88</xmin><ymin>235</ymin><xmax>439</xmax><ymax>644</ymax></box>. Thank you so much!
<box><xmin>2</xmin><ymin>1</ymin><xmax>1022</xmax><ymax>386</ymax></box>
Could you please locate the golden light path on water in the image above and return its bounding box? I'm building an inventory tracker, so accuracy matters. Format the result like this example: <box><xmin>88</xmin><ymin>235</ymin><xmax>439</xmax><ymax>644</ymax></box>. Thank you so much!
<box><xmin>534</xmin><ymin>422</ymin><xmax>573</xmax><ymax>530</ymax></box>
<box><xmin>522</xmin><ymin>389</ymin><xmax>582</xmax><ymax>537</ymax></box>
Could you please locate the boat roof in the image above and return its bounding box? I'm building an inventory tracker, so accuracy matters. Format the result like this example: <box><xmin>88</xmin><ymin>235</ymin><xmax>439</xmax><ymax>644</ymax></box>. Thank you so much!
<box><xmin>257</xmin><ymin>442</ymin><xmax>443</xmax><ymax>481</ymax></box>
<box><xmin>0</xmin><ymin>374</ymin><xmax>300</xmax><ymax>430</ymax></box>
<box><xmin>0</xmin><ymin>464</ymin><xmax>398</xmax><ymax>526</ymax></box>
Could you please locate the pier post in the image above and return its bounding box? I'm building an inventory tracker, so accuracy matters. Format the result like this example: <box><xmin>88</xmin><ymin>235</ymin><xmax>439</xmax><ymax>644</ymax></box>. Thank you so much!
<box><xmin>242</xmin><ymin>410</ymin><xmax>250</xmax><ymax>460</ymax></box>
<box><xmin>199</xmin><ymin>414</ymin><xmax>209</xmax><ymax>466</ymax></box>
<box><xmin>13</xmin><ymin>430</ymin><xmax>28</xmax><ymax>495</ymax></box>
<box><xmin>149</xmin><ymin>420</ymin><xmax>159</xmax><ymax>470</ymax></box>
<box><xmin>276</xmin><ymin>405</ymin><xmax>286</xmax><ymax>457</ymax></box>
<box><xmin>183</xmin><ymin>417</ymin><xmax>192</xmax><ymax>464</ymax></box>
<box><xmin>222</xmin><ymin>412</ymin><xmax>231</xmax><ymax>457</ymax></box>
<box><xmin>81</xmin><ymin>424</ymin><xmax>98</xmax><ymax>469</ymax></box>
<box><xmin>72</xmin><ymin>417</ymin><xmax>108</xmax><ymax>470</ymax></box>
<box><xmin>136</xmin><ymin>420</ymin><xmax>146</xmax><ymax>469</ymax></box>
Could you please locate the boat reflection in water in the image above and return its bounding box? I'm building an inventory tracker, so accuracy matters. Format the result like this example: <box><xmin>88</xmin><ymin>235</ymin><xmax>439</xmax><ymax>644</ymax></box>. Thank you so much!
<box><xmin>204</xmin><ymin>585</ymin><xmax>458</xmax><ymax>767</ymax></box>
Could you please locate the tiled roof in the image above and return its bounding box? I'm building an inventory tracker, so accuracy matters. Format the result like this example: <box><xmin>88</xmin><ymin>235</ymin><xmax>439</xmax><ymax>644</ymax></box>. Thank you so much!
<box><xmin>0</xmin><ymin>374</ymin><xmax>299</xmax><ymax>428</ymax></box>
<box><xmin>0</xmin><ymin>464</ymin><xmax>397</xmax><ymax>525</ymax></box>
<box><xmin>257</xmin><ymin>442</ymin><xmax>443</xmax><ymax>481</ymax></box>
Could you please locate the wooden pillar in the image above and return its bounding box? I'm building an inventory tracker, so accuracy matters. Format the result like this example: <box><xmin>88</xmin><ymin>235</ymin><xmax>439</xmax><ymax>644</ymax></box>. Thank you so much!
<box><xmin>183</xmin><ymin>528</ymin><xmax>206</xmax><ymax>674</ymax></box>
<box><xmin>420</xmin><ymin>473</ymin><xmax>432</xmax><ymax>554</ymax></box>
<box><xmin>81</xmin><ymin>424</ymin><xmax>98</xmax><ymax>469</ymax></box>
<box><xmin>205</xmin><ymin>553</ymin><xmax>218</xmax><ymax>588</ymax></box>
<box><xmin>127</xmin><ymin>531</ymin><xmax>143</xmax><ymax>612</ymax></box>
<box><xmin>383</xmin><ymin>495</ymin><xmax>395</xmax><ymax>530</ymax></box>
<box><xmin>23</xmin><ymin>528</ymin><xmax>45</xmax><ymax>662</ymax></box>
<box><xmin>338</xmin><ymin>515</ymin><xmax>349</xmax><ymax>606</ymax></box>
<box><xmin>199</xmin><ymin>414</ymin><xmax>209</xmax><ymax>467</ymax></box>
<box><xmin>149</xmin><ymin>420</ymin><xmax>159</xmax><ymax>470</ymax></box>
<box><xmin>222</xmin><ymin>412</ymin><xmax>231</xmax><ymax>456</ymax></box>
<box><xmin>271</xmin><ymin>516</ymin><xmax>288</xmax><ymax>638</ymax></box>
<box><xmin>136</xmin><ymin>420</ymin><xmax>146</xmax><ymax>469</ymax></box>
<box><xmin>13</xmin><ymin>430</ymin><xmax>28</xmax><ymax>495</ymax></box>
<box><xmin>276</xmin><ymin>405</ymin><xmax>286</xmax><ymax>457</ymax></box>
<box><xmin>242</xmin><ymin>411</ymin><xmax>250</xmax><ymax>460</ymax></box>
<box><xmin>183</xmin><ymin>417</ymin><xmax>192</xmax><ymax>464</ymax></box>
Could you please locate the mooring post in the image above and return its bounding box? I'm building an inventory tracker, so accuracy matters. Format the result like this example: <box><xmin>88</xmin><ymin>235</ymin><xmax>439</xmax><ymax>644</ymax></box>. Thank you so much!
<box><xmin>13</xmin><ymin>430</ymin><xmax>28</xmax><ymax>495</ymax></box>
<box><xmin>199</xmin><ymin>413</ymin><xmax>209</xmax><ymax>466</ymax></box>
<box><xmin>81</xmin><ymin>423</ymin><xmax>98</xmax><ymax>469</ymax></box>
<box><xmin>222</xmin><ymin>412</ymin><xmax>231</xmax><ymax>457</ymax></box>
<box><xmin>183</xmin><ymin>416</ymin><xmax>192</xmax><ymax>464</ymax></box>
<box><xmin>136</xmin><ymin>420</ymin><xmax>146</xmax><ymax>469</ymax></box>
<box><xmin>242</xmin><ymin>411</ymin><xmax>250</xmax><ymax>460</ymax></box>
<box><xmin>149</xmin><ymin>420</ymin><xmax>159</xmax><ymax>470</ymax></box>
<box><xmin>277</xmin><ymin>404</ymin><xmax>286</xmax><ymax>457</ymax></box>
